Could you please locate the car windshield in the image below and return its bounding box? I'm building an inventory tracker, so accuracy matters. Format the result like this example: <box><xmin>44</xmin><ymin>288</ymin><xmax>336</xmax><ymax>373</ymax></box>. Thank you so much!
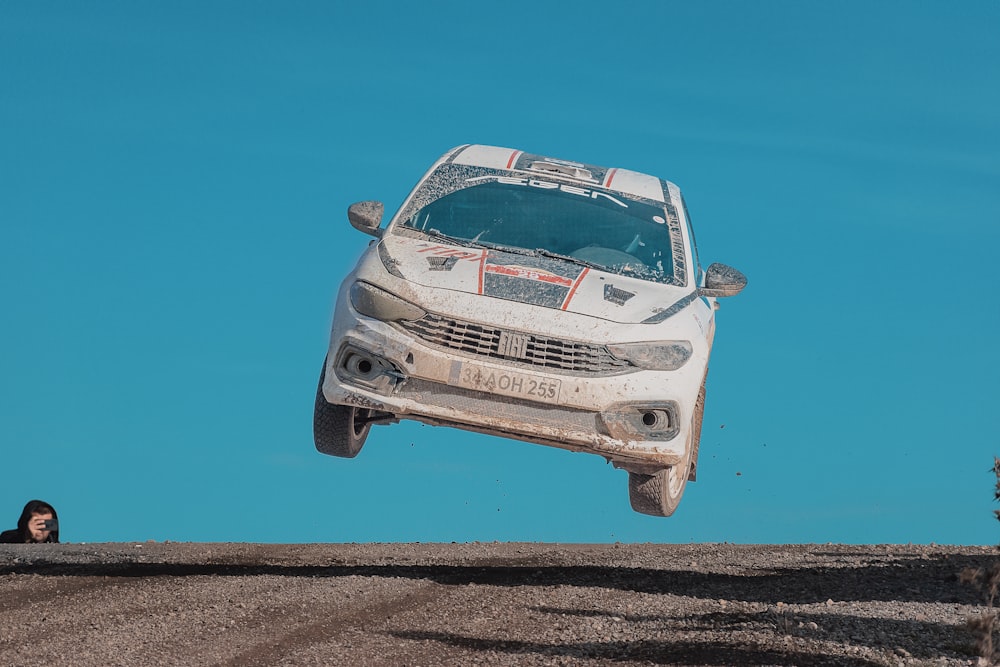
<box><xmin>397</xmin><ymin>169</ymin><xmax>684</xmax><ymax>285</ymax></box>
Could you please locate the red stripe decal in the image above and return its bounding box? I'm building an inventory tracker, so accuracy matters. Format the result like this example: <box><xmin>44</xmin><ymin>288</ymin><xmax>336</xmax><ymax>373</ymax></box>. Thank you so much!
<box><xmin>604</xmin><ymin>168</ymin><xmax>618</xmax><ymax>188</ymax></box>
<box><xmin>506</xmin><ymin>150</ymin><xmax>521</xmax><ymax>169</ymax></box>
<box><xmin>477</xmin><ymin>250</ymin><xmax>488</xmax><ymax>294</ymax></box>
<box><xmin>561</xmin><ymin>267</ymin><xmax>589</xmax><ymax>310</ymax></box>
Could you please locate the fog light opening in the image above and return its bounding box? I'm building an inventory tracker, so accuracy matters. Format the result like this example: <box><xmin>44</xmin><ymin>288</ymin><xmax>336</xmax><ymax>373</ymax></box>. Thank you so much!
<box><xmin>640</xmin><ymin>410</ymin><xmax>671</xmax><ymax>430</ymax></box>
<box><xmin>343</xmin><ymin>352</ymin><xmax>378</xmax><ymax>379</ymax></box>
<box><xmin>334</xmin><ymin>344</ymin><xmax>408</xmax><ymax>391</ymax></box>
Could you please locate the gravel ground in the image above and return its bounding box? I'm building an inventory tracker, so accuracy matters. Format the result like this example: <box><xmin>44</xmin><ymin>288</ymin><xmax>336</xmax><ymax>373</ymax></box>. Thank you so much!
<box><xmin>1</xmin><ymin>542</ymin><xmax>996</xmax><ymax>666</ymax></box>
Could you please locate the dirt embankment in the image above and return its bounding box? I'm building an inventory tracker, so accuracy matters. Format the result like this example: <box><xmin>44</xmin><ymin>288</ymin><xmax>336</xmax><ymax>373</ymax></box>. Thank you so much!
<box><xmin>1</xmin><ymin>542</ymin><xmax>995</xmax><ymax>666</ymax></box>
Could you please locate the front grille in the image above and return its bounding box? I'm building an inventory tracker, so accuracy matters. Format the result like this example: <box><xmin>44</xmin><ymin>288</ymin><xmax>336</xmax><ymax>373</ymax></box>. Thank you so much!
<box><xmin>397</xmin><ymin>313</ymin><xmax>632</xmax><ymax>375</ymax></box>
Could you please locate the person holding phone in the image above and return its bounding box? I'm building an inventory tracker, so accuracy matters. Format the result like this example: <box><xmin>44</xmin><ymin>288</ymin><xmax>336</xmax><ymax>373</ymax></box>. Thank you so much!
<box><xmin>0</xmin><ymin>500</ymin><xmax>59</xmax><ymax>543</ymax></box>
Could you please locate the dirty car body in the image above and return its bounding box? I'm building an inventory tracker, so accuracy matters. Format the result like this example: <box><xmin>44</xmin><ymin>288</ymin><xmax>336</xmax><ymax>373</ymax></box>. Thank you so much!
<box><xmin>315</xmin><ymin>145</ymin><xmax>746</xmax><ymax>516</ymax></box>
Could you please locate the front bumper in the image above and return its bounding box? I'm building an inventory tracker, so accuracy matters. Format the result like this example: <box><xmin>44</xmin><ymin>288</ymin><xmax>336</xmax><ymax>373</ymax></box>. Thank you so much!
<box><xmin>322</xmin><ymin>317</ymin><xmax>699</xmax><ymax>468</ymax></box>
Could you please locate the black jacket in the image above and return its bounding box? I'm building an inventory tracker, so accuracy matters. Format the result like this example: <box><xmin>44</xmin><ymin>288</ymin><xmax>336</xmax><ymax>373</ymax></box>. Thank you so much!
<box><xmin>0</xmin><ymin>500</ymin><xmax>59</xmax><ymax>543</ymax></box>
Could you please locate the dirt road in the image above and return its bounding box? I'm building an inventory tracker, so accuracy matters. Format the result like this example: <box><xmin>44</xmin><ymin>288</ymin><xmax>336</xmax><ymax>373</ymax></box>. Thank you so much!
<box><xmin>1</xmin><ymin>542</ymin><xmax>994</xmax><ymax>666</ymax></box>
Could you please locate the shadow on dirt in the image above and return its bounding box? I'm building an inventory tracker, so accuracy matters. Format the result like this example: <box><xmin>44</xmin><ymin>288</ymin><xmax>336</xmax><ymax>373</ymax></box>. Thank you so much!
<box><xmin>0</xmin><ymin>551</ymin><xmax>990</xmax><ymax>606</ymax></box>
<box><xmin>387</xmin><ymin>630</ymin><xmax>888</xmax><ymax>667</ymax></box>
<box><xmin>533</xmin><ymin>606</ymin><xmax>971</xmax><ymax>663</ymax></box>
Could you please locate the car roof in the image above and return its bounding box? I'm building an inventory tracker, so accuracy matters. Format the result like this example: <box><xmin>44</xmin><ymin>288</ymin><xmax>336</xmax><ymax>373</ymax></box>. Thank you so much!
<box><xmin>443</xmin><ymin>144</ymin><xmax>676</xmax><ymax>204</ymax></box>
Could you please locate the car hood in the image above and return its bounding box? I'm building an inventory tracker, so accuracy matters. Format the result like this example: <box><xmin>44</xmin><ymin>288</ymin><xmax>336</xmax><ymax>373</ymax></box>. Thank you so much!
<box><xmin>379</xmin><ymin>235</ymin><xmax>693</xmax><ymax>325</ymax></box>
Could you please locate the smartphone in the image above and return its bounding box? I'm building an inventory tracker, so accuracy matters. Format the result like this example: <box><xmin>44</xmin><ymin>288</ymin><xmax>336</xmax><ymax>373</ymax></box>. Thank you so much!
<box><xmin>43</xmin><ymin>519</ymin><xmax>58</xmax><ymax>531</ymax></box>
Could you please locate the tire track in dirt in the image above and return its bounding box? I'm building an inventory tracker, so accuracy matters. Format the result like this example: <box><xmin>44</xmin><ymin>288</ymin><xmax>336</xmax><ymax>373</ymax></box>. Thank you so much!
<box><xmin>0</xmin><ymin>575</ymin><xmax>123</xmax><ymax>611</ymax></box>
<box><xmin>220</xmin><ymin>578</ymin><xmax>450</xmax><ymax>666</ymax></box>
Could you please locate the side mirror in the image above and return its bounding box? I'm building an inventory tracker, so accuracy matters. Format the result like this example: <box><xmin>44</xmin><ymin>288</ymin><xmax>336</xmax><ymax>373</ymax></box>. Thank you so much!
<box><xmin>698</xmin><ymin>263</ymin><xmax>747</xmax><ymax>298</ymax></box>
<box><xmin>347</xmin><ymin>201</ymin><xmax>384</xmax><ymax>237</ymax></box>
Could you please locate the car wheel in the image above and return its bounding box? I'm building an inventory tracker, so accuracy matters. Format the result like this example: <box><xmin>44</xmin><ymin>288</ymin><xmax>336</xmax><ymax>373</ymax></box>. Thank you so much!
<box><xmin>313</xmin><ymin>361</ymin><xmax>371</xmax><ymax>458</ymax></box>
<box><xmin>627</xmin><ymin>380</ymin><xmax>703</xmax><ymax>516</ymax></box>
<box><xmin>627</xmin><ymin>458</ymin><xmax>690</xmax><ymax>517</ymax></box>
<box><xmin>688</xmin><ymin>379</ymin><xmax>706</xmax><ymax>482</ymax></box>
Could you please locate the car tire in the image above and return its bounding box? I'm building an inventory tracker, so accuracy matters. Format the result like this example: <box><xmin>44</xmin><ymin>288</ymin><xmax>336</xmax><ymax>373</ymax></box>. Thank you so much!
<box><xmin>688</xmin><ymin>379</ymin><xmax>706</xmax><ymax>482</ymax></box>
<box><xmin>627</xmin><ymin>379</ymin><xmax>704</xmax><ymax>516</ymax></box>
<box><xmin>313</xmin><ymin>361</ymin><xmax>371</xmax><ymax>458</ymax></box>
<box><xmin>627</xmin><ymin>461</ymin><xmax>689</xmax><ymax>517</ymax></box>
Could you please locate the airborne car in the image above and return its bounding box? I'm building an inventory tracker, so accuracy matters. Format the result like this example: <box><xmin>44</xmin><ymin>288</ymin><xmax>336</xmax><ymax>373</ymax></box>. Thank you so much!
<box><xmin>314</xmin><ymin>145</ymin><xmax>745</xmax><ymax>516</ymax></box>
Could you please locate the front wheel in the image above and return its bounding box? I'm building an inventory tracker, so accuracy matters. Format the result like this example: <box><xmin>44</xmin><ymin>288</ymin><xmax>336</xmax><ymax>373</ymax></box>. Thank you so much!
<box><xmin>313</xmin><ymin>363</ymin><xmax>371</xmax><ymax>458</ymax></box>
<box><xmin>627</xmin><ymin>456</ymin><xmax>690</xmax><ymax>517</ymax></box>
<box><xmin>627</xmin><ymin>380</ymin><xmax>703</xmax><ymax>516</ymax></box>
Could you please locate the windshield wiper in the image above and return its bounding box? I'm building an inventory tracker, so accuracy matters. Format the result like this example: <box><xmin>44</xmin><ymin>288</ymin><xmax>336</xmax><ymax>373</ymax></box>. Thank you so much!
<box><xmin>474</xmin><ymin>240</ymin><xmax>533</xmax><ymax>255</ymax></box>
<box><xmin>533</xmin><ymin>248</ymin><xmax>604</xmax><ymax>271</ymax></box>
<box><xmin>418</xmin><ymin>234</ymin><xmax>605</xmax><ymax>272</ymax></box>
<box><xmin>474</xmin><ymin>243</ymin><xmax>605</xmax><ymax>271</ymax></box>
<box><xmin>422</xmin><ymin>228</ymin><xmax>480</xmax><ymax>248</ymax></box>
<box><xmin>420</xmin><ymin>233</ymin><xmax>539</xmax><ymax>259</ymax></box>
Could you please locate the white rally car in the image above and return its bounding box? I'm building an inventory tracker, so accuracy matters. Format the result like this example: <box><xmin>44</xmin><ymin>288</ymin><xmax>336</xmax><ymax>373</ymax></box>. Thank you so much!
<box><xmin>314</xmin><ymin>145</ymin><xmax>746</xmax><ymax>516</ymax></box>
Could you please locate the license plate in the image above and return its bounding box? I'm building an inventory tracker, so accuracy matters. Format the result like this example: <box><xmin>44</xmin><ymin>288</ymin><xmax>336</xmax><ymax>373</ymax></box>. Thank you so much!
<box><xmin>450</xmin><ymin>362</ymin><xmax>561</xmax><ymax>402</ymax></box>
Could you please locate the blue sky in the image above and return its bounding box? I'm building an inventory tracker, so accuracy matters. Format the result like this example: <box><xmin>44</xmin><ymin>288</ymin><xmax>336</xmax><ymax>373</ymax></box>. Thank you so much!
<box><xmin>2</xmin><ymin>1</ymin><xmax>998</xmax><ymax>544</ymax></box>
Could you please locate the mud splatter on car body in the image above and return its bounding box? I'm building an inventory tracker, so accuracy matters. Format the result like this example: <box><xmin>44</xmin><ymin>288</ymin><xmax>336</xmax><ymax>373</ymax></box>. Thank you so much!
<box><xmin>314</xmin><ymin>145</ymin><xmax>746</xmax><ymax>516</ymax></box>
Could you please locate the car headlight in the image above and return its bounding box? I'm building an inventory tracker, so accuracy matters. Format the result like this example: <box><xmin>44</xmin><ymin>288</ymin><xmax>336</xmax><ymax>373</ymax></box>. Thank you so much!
<box><xmin>350</xmin><ymin>282</ymin><xmax>426</xmax><ymax>322</ymax></box>
<box><xmin>606</xmin><ymin>341</ymin><xmax>692</xmax><ymax>370</ymax></box>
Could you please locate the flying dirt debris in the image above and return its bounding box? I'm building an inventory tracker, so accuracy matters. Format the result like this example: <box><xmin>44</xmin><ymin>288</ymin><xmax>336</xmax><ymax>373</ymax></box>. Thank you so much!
<box><xmin>314</xmin><ymin>145</ymin><xmax>745</xmax><ymax>516</ymax></box>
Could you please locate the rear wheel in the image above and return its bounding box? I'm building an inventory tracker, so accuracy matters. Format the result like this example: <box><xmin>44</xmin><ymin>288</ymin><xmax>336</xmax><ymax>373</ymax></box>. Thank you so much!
<box><xmin>313</xmin><ymin>362</ymin><xmax>371</xmax><ymax>458</ymax></box>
